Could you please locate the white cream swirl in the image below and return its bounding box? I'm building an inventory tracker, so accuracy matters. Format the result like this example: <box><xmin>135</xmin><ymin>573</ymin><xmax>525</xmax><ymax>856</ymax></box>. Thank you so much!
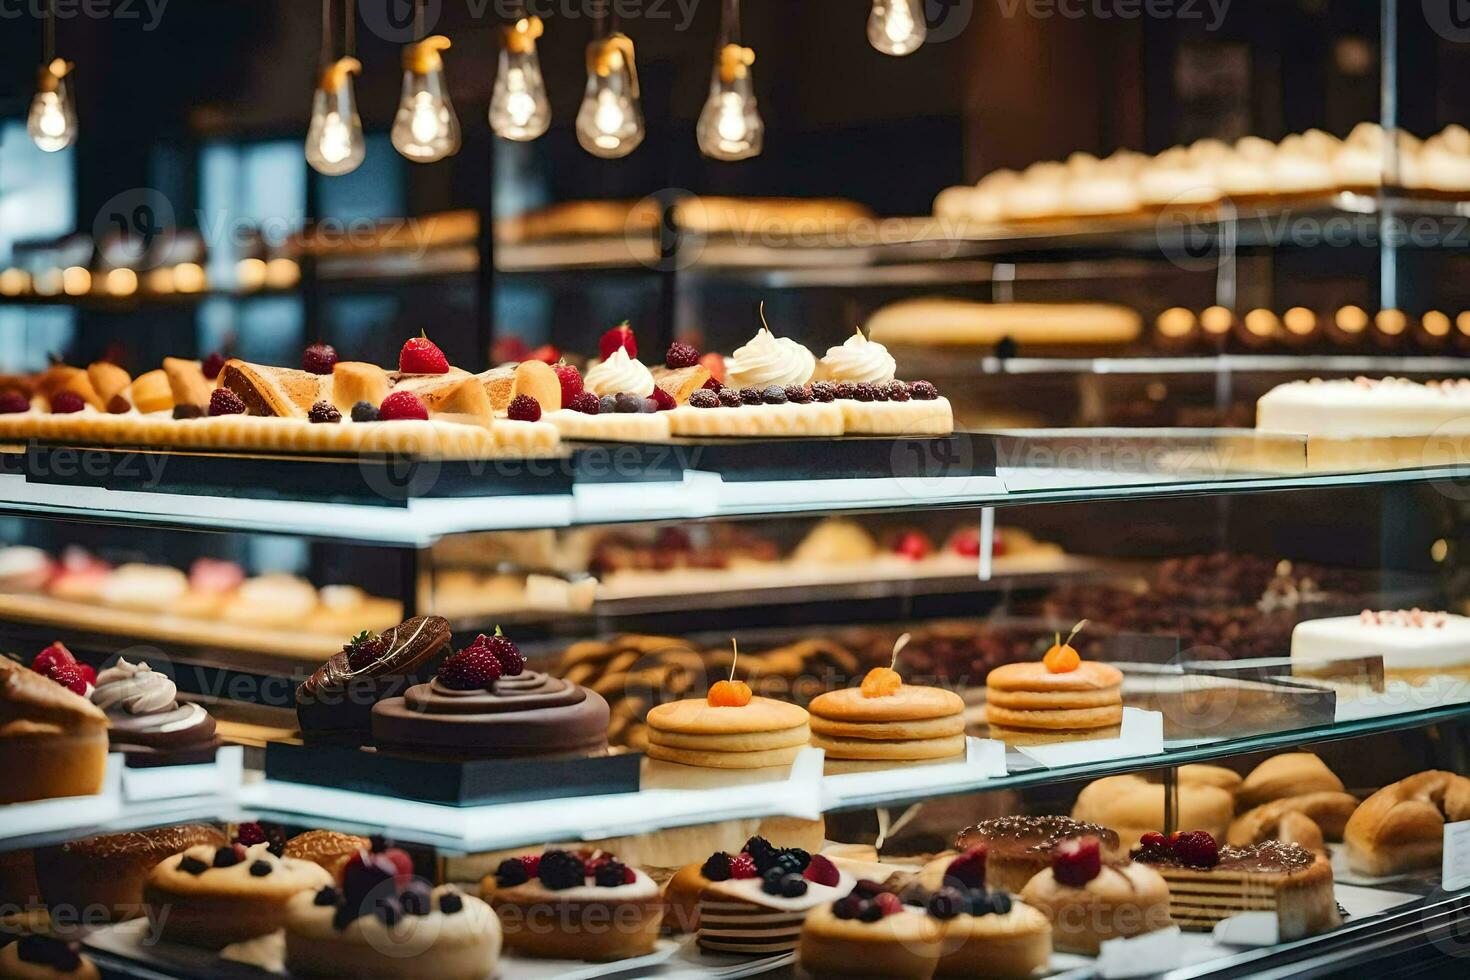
<box><xmin>583</xmin><ymin>348</ymin><xmax>655</xmax><ymax>398</ymax></box>
<box><xmin>92</xmin><ymin>657</ymin><xmax>178</xmax><ymax>716</ymax></box>
<box><xmin>724</xmin><ymin>327</ymin><xmax>816</xmax><ymax>389</ymax></box>
<box><xmin>817</xmin><ymin>329</ymin><xmax>896</xmax><ymax>384</ymax></box>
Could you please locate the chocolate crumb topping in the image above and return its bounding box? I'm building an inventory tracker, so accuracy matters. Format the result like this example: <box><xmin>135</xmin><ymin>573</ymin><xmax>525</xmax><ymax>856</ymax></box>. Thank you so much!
<box><xmin>957</xmin><ymin>816</ymin><xmax>1120</xmax><ymax>854</ymax></box>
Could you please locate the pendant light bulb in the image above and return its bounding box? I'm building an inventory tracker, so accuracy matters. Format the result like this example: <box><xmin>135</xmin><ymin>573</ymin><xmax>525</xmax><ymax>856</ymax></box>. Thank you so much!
<box><xmin>868</xmin><ymin>0</ymin><xmax>926</xmax><ymax>56</ymax></box>
<box><xmin>28</xmin><ymin>58</ymin><xmax>77</xmax><ymax>152</ymax></box>
<box><xmin>306</xmin><ymin>57</ymin><xmax>365</xmax><ymax>176</ymax></box>
<box><xmin>697</xmin><ymin>44</ymin><xmax>762</xmax><ymax>161</ymax></box>
<box><xmin>490</xmin><ymin>16</ymin><xmax>551</xmax><ymax>141</ymax></box>
<box><xmin>391</xmin><ymin>35</ymin><xmax>461</xmax><ymax>163</ymax></box>
<box><xmin>575</xmin><ymin>33</ymin><xmax>644</xmax><ymax>159</ymax></box>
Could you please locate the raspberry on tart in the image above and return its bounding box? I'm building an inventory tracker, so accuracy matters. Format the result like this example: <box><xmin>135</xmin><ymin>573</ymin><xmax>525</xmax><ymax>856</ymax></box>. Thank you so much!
<box><xmin>665</xmin><ymin>341</ymin><xmax>700</xmax><ymax>369</ymax></box>
<box><xmin>209</xmin><ymin>388</ymin><xmax>247</xmax><ymax>416</ymax></box>
<box><xmin>506</xmin><ymin>394</ymin><xmax>542</xmax><ymax>422</ymax></box>
<box><xmin>377</xmin><ymin>391</ymin><xmax>429</xmax><ymax>422</ymax></box>
<box><xmin>50</xmin><ymin>392</ymin><xmax>85</xmax><ymax>414</ymax></box>
<box><xmin>302</xmin><ymin>343</ymin><xmax>338</xmax><ymax>375</ymax></box>
<box><xmin>436</xmin><ymin>647</ymin><xmax>502</xmax><ymax>690</ymax></box>
<box><xmin>567</xmin><ymin>391</ymin><xmax>600</xmax><ymax>415</ymax></box>
<box><xmin>201</xmin><ymin>352</ymin><xmax>226</xmax><ymax>380</ymax></box>
<box><xmin>1052</xmin><ymin>836</ymin><xmax>1102</xmax><ymax>886</ymax></box>
<box><xmin>0</xmin><ymin>391</ymin><xmax>29</xmax><ymax>414</ymax></box>
<box><xmin>32</xmin><ymin>641</ymin><xmax>76</xmax><ymax>676</ymax></box>
<box><xmin>651</xmin><ymin>386</ymin><xmax>676</xmax><ymax>411</ymax></box>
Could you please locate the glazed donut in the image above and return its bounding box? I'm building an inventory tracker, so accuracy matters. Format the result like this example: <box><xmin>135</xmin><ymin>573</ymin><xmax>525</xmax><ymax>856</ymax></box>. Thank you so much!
<box><xmin>1345</xmin><ymin>770</ymin><xmax>1470</xmax><ymax>876</ymax></box>
<box><xmin>1237</xmin><ymin>754</ymin><xmax>1343</xmax><ymax>810</ymax></box>
<box><xmin>1227</xmin><ymin>792</ymin><xmax>1359</xmax><ymax>848</ymax></box>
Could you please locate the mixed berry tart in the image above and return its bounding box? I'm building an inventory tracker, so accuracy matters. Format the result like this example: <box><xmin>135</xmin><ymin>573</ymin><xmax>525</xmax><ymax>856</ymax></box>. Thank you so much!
<box><xmin>285</xmin><ymin>840</ymin><xmax>500</xmax><ymax>980</ymax></box>
<box><xmin>481</xmin><ymin>848</ymin><xmax>662</xmax><ymax>961</ymax></box>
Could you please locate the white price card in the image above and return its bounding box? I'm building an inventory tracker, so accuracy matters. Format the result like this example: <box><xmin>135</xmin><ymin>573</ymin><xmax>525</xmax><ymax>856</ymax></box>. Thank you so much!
<box><xmin>1096</xmin><ymin>926</ymin><xmax>1184</xmax><ymax>977</ymax></box>
<box><xmin>1444</xmin><ymin>819</ymin><xmax>1470</xmax><ymax>891</ymax></box>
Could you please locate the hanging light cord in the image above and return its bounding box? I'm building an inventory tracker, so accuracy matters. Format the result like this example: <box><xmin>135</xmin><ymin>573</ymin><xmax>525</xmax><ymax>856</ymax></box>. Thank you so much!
<box><xmin>43</xmin><ymin>0</ymin><xmax>56</xmax><ymax>62</ymax></box>
<box><xmin>320</xmin><ymin>0</ymin><xmax>332</xmax><ymax>64</ymax></box>
<box><xmin>345</xmin><ymin>0</ymin><xmax>355</xmax><ymax>57</ymax></box>
<box><xmin>414</xmin><ymin>0</ymin><xmax>425</xmax><ymax>42</ymax></box>
<box><xmin>723</xmin><ymin>0</ymin><xmax>740</xmax><ymax>44</ymax></box>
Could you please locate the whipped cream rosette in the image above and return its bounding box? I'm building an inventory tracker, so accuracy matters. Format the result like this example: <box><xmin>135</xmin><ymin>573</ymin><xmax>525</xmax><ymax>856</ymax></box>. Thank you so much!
<box><xmin>584</xmin><ymin>347</ymin><xmax>655</xmax><ymax>398</ymax></box>
<box><xmin>724</xmin><ymin>324</ymin><xmax>817</xmax><ymax>390</ymax></box>
<box><xmin>816</xmin><ymin>328</ymin><xmax>897</xmax><ymax>385</ymax></box>
<box><xmin>92</xmin><ymin>657</ymin><xmax>219</xmax><ymax>765</ymax></box>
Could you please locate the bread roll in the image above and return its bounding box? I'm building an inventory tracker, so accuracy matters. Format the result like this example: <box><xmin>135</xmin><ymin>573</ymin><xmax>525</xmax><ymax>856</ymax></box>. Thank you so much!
<box><xmin>1345</xmin><ymin>770</ymin><xmax>1470</xmax><ymax>876</ymax></box>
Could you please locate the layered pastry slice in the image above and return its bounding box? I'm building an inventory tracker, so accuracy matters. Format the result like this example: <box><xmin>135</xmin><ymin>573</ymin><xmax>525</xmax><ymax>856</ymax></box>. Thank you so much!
<box><xmin>1131</xmin><ymin>832</ymin><xmax>1340</xmax><ymax>939</ymax></box>
<box><xmin>218</xmin><ymin>359</ymin><xmax>328</xmax><ymax>418</ymax></box>
<box><xmin>371</xmin><ymin>628</ymin><xmax>610</xmax><ymax>758</ymax></box>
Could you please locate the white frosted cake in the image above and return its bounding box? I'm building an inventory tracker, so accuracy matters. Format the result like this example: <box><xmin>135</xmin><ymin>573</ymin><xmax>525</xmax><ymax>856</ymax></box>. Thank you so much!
<box><xmin>1256</xmin><ymin>377</ymin><xmax>1470</xmax><ymax>438</ymax></box>
<box><xmin>1292</xmin><ymin>609</ymin><xmax>1470</xmax><ymax>684</ymax></box>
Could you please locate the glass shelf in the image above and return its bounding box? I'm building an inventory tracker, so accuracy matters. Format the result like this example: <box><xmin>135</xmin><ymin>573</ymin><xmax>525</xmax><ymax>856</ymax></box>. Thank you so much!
<box><xmin>223</xmin><ymin>698</ymin><xmax>1470</xmax><ymax>856</ymax></box>
<box><xmin>11</xmin><ymin>426</ymin><xmax>1467</xmax><ymax>544</ymax></box>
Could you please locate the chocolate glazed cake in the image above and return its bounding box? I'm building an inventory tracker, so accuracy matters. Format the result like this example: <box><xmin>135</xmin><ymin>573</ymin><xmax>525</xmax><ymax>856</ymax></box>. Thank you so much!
<box><xmin>371</xmin><ymin>670</ymin><xmax>610</xmax><ymax>759</ymax></box>
<box><xmin>295</xmin><ymin>616</ymin><xmax>452</xmax><ymax>739</ymax></box>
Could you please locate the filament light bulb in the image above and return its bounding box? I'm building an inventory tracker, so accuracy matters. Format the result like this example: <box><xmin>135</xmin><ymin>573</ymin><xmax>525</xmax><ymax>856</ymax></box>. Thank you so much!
<box><xmin>697</xmin><ymin>44</ymin><xmax>762</xmax><ymax>161</ymax></box>
<box><xmin>306</xmin><ymin>57</ymin><xmax>365</xmax><ymax>176</ymax></box>
<box><xmin>868</xmin><ymin>0</ymin><xmax>926</xmax><ymax>56</ymax></box>
<box><xmin>28</xmin><ymin>59</ymin><xmax>77</xmax><ymax>152</ymax></box>
<box><xmin>575</xmin><ymin>33</ymin><xmax>644</xmax><ymax>159</ymax></box>
<box><xmin>490</xmin><ymin>16</ymin><xmax>550</xmax><ymax>141</ymax></box>
<box><xmin>391</xmin><ymin>35</ymin><xmax>461</xmax><ymax>163</ymax></box>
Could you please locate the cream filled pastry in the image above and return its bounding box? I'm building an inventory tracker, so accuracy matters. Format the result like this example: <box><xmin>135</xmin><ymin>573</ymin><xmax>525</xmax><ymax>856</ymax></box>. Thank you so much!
<box><xmin>91</xmin><ymin>658</ymin><xmax>218</xmax><ymax>766</ymax></box>
<box><xmin>723</xmin><ymin>316</ymin><xmax>817</xmax><ymax>390</ymax></box>
<box><xmin>584</xmin><ymin>347</ymin><xmax>655</xmax><ymax>398</ymax></box>
<box><xmin>371</xmin><ymin>628</ymin><xmax>609</xmax><ymax>758</ymax></box>
<box><xmin>816</xmin><ymin>328</ymin><xmax>896</xmax><ymax>385</ymax></box>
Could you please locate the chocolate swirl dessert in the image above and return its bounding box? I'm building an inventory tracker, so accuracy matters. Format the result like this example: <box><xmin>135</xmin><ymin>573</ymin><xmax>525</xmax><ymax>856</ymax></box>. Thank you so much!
<box><xmin>295</xmin><ymin>615</ymin><xmax>451</xmax><ymax>738</ymax></box>
<box><xmin>954</xmin><ymin>816</ymin><xmax>1121</xmax><ymax>893</ymax></box>
<box><xmin>92</xmin><ymin>659</ymin><xmax>218</xmax><ymax>767</ymax></box>
<box><xmin>371</xmin><ymin>629</ymin><xmax>610</xmax><ymax>759</ymax></box>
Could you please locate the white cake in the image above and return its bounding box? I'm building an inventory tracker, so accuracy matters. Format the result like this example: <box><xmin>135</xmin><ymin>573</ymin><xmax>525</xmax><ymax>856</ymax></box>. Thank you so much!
<box><xmin>1256</xmin><ymin>377</ymin><xmax>1470</xmax><ymax>439</ymax></box>
<box><xmin>1291</xmin><ymin>610</ymin><xmax>1470</xmax><ymax>685</ymax></box>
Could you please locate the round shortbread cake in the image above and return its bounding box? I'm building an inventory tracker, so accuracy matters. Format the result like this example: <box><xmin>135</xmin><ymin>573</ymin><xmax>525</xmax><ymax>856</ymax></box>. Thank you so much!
<box><xmin>646</xmin><ymin>696</ymin><xmax>808</xmax><ymax>735</ymax></box>
<box><xmin>808</xmin><ymin>685</ymin><xmax>963</xmax><ymax>723</ymax></box>
<box><xmin>988</xmin><ymin>723</ymin><xmax>1122</xmax><ymax>746</ymax></box>
<box><xmin>984</xmin><ymin>703</ymin><xmax>1124</xmax><ymax>731</ymax></box>
<box><xmin>799</xmin><ymin>905</ymin><xmax>943</xmax><ymax>978</ymax></box>
<box><xmin>985</xmin><ymin>686</ymin><xmax>1122</xmax><ymax>710</ymax></box>
<box><xmin>645</xmin><ymin>726</ymin><xmax>811</xmax><ymax>753</ymax></box>
<box><xmin>646</xmin><ymin>695</ymin><xmax>811</xmax><ymax>769</ymax></box>
<box><xmin>934</xmin><ymin>900</ymin><xmax>1053</xmax><ymax>978</ymax></box>
<box><xmin>809</xmin><ymin>713</ymin><xmax>966</xmax><ymax>741</ymax></box>
<box><xmin>810</xmin><ymin>732</ymin><xmax>967</xmax><ymax>761</ymax></box>
<box><xmin>985</xmin><ymin>661</ymin><xmax>1123</xmax><ymax>694</ymax></box>
<box><xmin>144</xmin><ymin>843</ymin><xmax>333</xmax><ymax>948</ymax></box>
<box><xmin>645</xmin><ymin>742</ymin><xmax>808</xmax><ymax>769</ymax></box>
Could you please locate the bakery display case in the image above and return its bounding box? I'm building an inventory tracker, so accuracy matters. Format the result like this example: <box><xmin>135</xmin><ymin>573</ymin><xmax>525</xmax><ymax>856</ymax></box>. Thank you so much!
<box><xmin>4</xmin><ymin>1</ymin><xmax>1470</xmax><ymax>977</ymax></box>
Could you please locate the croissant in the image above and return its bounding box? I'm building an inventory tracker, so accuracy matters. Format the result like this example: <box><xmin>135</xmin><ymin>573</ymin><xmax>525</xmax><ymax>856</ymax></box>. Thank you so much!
<box><xmin>1227</xmin><ymin>791</ymin><xmax>1359</xmax><ymax>850</ymax></box>
<box><xmin>1345</xmin><ymin>770</ymin><xmax>1470</xmax><ymax>876</ymax></box>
